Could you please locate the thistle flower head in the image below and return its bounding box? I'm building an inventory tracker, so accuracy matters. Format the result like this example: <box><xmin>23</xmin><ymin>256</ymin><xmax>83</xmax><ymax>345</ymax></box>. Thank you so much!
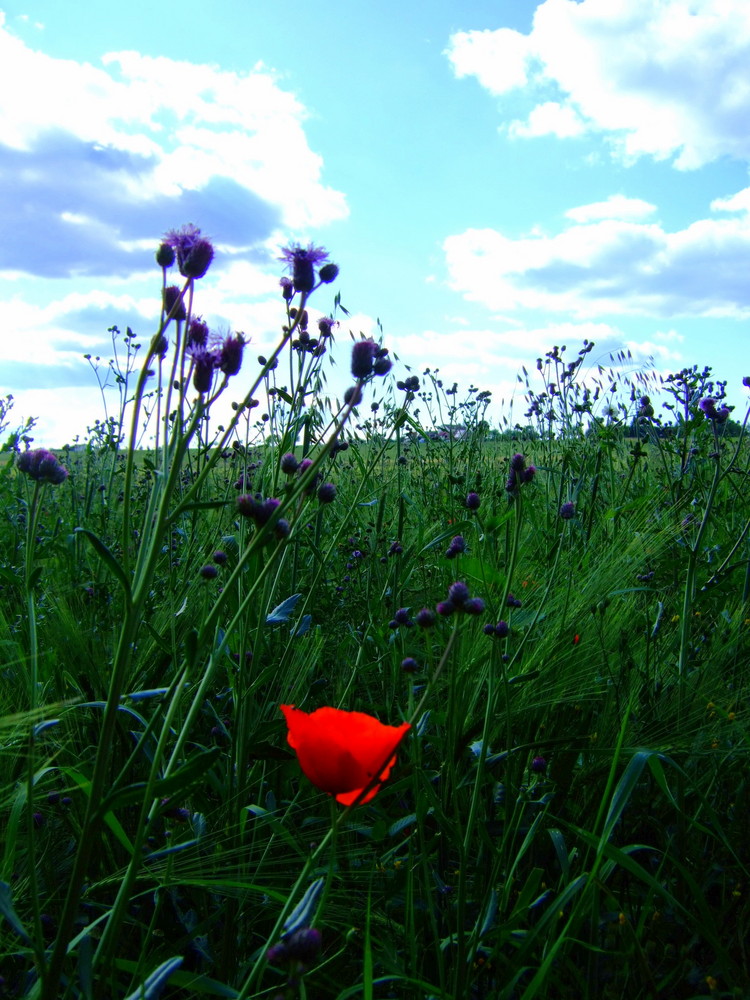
<box><xmin>163</xmin><ymin>224</ymin><xmax>215</xmax><ymax>280</ymax></box>
<box><xmin>218</xmin><ymin>332</ymin><xmax>245</xmax><ymax>377</ymax></box>
<box><xmin>351</xmin><ymin>339</ymin><xmax>378</xmax><ymax>379</ymax></box>
<box><xmin>279</xmin><ymin>242</ymin><xmax>330</xmax><ymax>294</ymax></box>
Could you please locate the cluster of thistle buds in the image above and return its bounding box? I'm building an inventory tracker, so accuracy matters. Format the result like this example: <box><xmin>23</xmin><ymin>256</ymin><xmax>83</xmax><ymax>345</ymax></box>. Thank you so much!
<box><xmin>436</xmin><ymin>581</ymin><xmax>485</xmax><ymax>617</ymax></box>
<box><xmin>506</xmin><ymin>453</ymin><xmax>536</xmax><ymax>493</ymax></box>
<box><xmin>699</xmin><ymin>397</ymin><xmax>732</xmax><ymax>424</ymax></box>
<box><xmin>445</xmin><ymin>535</ymin><xmax>467</xmax><ymax>559</ymax></box>
<box><xmin>17</xmin><ymin>448</ymin><xmax>68</xmax><ymax>485</ymax></box>
<box><xmin>237</xmin><ymin>495</ymin><xmax>290</xmax><ymax>539</ymax></box>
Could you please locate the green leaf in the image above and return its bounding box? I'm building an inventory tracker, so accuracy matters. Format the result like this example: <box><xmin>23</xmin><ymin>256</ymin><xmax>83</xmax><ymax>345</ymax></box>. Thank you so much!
<box><xmin>74</xmin><ymin>527</ymin><xmax>132</xmax><ymax>600</ymax></box>
<box><xmin>99</xmin><ymin>748</ymin><xmax>220</xmax><ymax>815</ymax></box>
<box><xmin>0</xmin><ymin>881</ymin><xmax>30</xmax><ymax>942</ymax></box>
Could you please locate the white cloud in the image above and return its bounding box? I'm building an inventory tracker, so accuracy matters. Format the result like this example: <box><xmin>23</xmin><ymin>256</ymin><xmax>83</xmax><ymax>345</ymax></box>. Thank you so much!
<box><xmin>443</xmin><ymin>195</ymin><xmax>750</xmax><ymax>319</ymax></box>
<box><xmin>565</xmin><ymin>195</ymin><xmax>657</xmax><ymax>222</ymax></box>
<box><xmin>711</xmin><ymin>187</ymin><xmax>750</xmax><ymax>213</ymax></box>
<box><xmin>509</xmin><ymin>101</ymin><xmax>586</xmax><ymax>139</ymax></box>
<box><xmin>0</xmin><ymin>14</ymin><xmax>347</xmax><ymax>280</ymax></box>
<box><xmin>446</xmin><ymin>0</ymin><xmax>750</xmax><ymax>168</ymax></box>
<box><xmin>446</xmin><ymin>27</ymin><xmax>532</xmax><ymax>94</ymax></box>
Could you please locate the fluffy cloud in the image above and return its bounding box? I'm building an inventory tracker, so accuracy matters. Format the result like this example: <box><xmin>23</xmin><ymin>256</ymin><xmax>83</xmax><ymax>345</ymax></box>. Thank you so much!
<box><xmin>443</xmin><ymin>196</ymin><xmax>750</xmax><ymax>318</ymax></box>
<box><xmin>0</xmin><ymin>15</ymin><xmax>347</xmax><ymax>279</ymax></box>
<box><xmin>446</xmin><ymin>0</ymin><xmax>750</xmax><ymax>168</ymax></box>
<box><xmin>565</xmin><ymin>195</ymin><xmax>657</xmax><ymax>223</ymax></box>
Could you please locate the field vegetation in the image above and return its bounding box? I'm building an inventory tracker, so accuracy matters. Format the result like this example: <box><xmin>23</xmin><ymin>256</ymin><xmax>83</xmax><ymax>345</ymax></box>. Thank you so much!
<box><xmin>1</xmin><ymin>229</ymin><xmax>749</xmax><ymax>1000</ymax></box>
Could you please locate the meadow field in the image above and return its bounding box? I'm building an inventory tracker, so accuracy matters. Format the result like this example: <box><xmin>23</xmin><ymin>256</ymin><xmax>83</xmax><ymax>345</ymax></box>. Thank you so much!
<box><xmin>1</xmin><ymin>233</ymin><xmax>749</xmax><ymax>1000</ymax></box>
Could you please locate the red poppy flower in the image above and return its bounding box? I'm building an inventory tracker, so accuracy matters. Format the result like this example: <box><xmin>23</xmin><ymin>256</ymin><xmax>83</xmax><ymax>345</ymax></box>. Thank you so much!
<box><xmin>280</xmin><ymin>705</ymin><xmax>410</xmax><ymax>806</ymax></box>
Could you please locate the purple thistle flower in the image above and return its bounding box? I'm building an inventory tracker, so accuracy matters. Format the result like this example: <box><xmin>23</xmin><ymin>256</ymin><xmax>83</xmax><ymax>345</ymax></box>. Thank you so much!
<box><xmin>506</xmin><ymin>594</ymin><xmax>522</xmax><ymax>608</ymax></box>
<box><xmin>318</xmin><ymin>316</ymin><xmax>336</xmax><ymax>338</ymax></box>
<box><xmin>521</xmin><ymin>465</ymin><xmax>536</xmax><ymax>484</ymax></box>
<box><xmin>401</xmin><ymin>657</ymin><xmax>419</xmax><ymax>673</ymax></box>
<box><xmin>510</xmin><ymin>453</ymin><xmax>526</xmax><ymax>472</ymax></box>
<box><xmin>445</xmin><ymin>535</ymin><xmax>467</xmax><ymax>559</ymax></box>
<box><xmin>415</xmin><ymin>608</ymin><xmax>435</xmax><ymax>628</ymax></box>
<box><xmin>743</xmin><ymin>376</ymin><xmax>750</xmax><ymax>388</ymax></box>
<box><xmin>466</xmin><ymin>492</ymin><xmax>481</xmax><ymax>511</ymax></box>
<box><xmin>494</xmin><ymin>621</ymin><xmax>510</xmax><ymax>637</ymax></box>
<box><xmin>317</xmin><ymin>482</ymin><xmax>337</xmax><ymax>504</ymax></box>
<box><xmin>279</xmin><ymin>243</ymin><xmax>330</xmax><ymax>294</ymax></box>
<box><xmin>163</xmin><ymin>223</ymin><xmax>214</xmax><ymax>279</ymax></box>
<box><xmin>394</xmin><ymin>607</ymin><xmax>412</xmax><ymax>625</ymax></box>
<box><xmin>218</xmin><ymin>332</ymin><xmax>245</xmax><ymax>377</ymax></box>
<box><xmin>436</xmin><ymin>600</ymin><xmax>455</xmax><ymax>617</ymax></box>
<box><xmin>351</xmin><ymin>339</ymin><xmax>378</xmax><ymax>379</ymax></box>
<box><xmin>447</xmin><ymin>581</ymin><xmax>470</xmax><ymax>606</ymax></box>
<box><xmin>463</xmin><ymin>597</ymin><xmax>485</xmax><ymax>615</ymax></box>
<box><xmin>213</xmin><ymin>550</ymin><xmax>227</xmax><ymax>565</ymax></box>
<box><xmin>531</xmin><ymin>755</ymin><xmax>547</xmax><ymax>774</ymax></box>
<box><xmin>560</xmin><ymin>501</ymin><xmax>576</xmax><ymax>520</ymax></box>
<box><xmin>200</xmin><ymin>564</ymin><xmax>218</xmax><ymax>579</ymax></box>
<box><xmin>280</xmin><ymin>452</ymin><xmax>299</xmax><ymax>474</ymax></box>
<box><xmin>279</xmin><ymin>276</ymin><xmax>294</xmax><ymax>300</ymax></box>
<box><xmin>187</xmin><ymin>317</ymin><xmax>210</xmax><ymax>348</ymax></box>
<box><xmin>17</xmin><ymin>448</ymin><xmax>68</xmax><ymax>485</ymax></box>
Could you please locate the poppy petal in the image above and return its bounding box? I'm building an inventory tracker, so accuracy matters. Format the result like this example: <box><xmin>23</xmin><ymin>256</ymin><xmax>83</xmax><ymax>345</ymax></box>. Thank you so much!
<box><xmin>280</xmin><ymin>705</ymin><xmax>410</xmax><ymax>803</ymax></box>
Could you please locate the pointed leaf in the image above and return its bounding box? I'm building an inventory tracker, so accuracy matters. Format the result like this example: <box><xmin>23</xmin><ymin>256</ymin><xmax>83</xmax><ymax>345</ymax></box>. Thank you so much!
<box><xmin>124</xmin><ymin>956</ymin><xmax>183</xmax><ymax>1000</ymax></box>
<box><xmin>266</xmin><ymin>594</ymin><xmax>302</xmax><ymax>623</ymax></box>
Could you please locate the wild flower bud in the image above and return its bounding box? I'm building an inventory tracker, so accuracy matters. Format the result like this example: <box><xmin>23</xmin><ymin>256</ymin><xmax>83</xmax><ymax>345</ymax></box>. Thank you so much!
<box><xmin>219</xmin><ymin>332</ymin><xmax>245</xmax><ymax>377</ymax></box>
<box><xmin>279</xmin><ymin>277</ymin><xmax>294</xmax><ymax>300</ymax></box>
<box><xmin>163</xmin><ymin>285</ymin><xmax>187</xmax><ymax>321</ymax></box>
<box><xmin>559</xmin><ymin>501</ymin><xmax>576</xmax><ymax>520</ymax></box>
<box><xmin>318</xmin><ymin>317</ymin><xmax>335</xmax><ymax>337</ymax></box>
<box><xmin>415</xmin><ymin>608</ymin><xmax>435</xmax><ymax>628</ymax></box>
<box><xmin>151</xmin><ymin>334</ymin><xmax>169</xmax><ymax>357</ymax></box>
<box><xmin>318</xmin><ymin>262</ymin><xmax>339</xmax><ymax>283</ymax></box>
<box><xmin>283</xmin><ymin>927</ymin><xmax>322</xmax><ymax>965</ymax></box>
<box><xmin>191</xmin><ymin>347</ymin><xmax>216</xmax><ymax>394</ymax></box>
<box><xmin>401</xmin><ymin>657</ymin><xmax>419</xmax><ymax>673</ymax></box>
<box><xmin>494</xmin><ymin>621</ymin><xmax>510</xmax><ymax>637</ymax></box>
<box><xmin>466</xmin><ymin>492</ymin><xmax>480</xmax><ymax>511</ymax></box>
<box><xmin>510</xmin><ymin>453</ymin><xmax>526</xmax><ymax>471</ymax></box>
<box><xmin>200</xmin><ymin>564</ymin><xmax>218</xmax><ymax>579</ymax></box>
<box><xmin>155</xmin><ymin>243</ymin><xmax>175</xmax><ymax>268</ymax></box>
<box><xmin>436</xmin><ymin>600</ymin><xmax>455</xmax><ymax>617</ymax></box>
<box><xmin>373</xmin><ymin>356</ymin><xmax>393</xmax><ymax>376</ymax></box>
<box><xmin>344</xmin><ymin>385</ymin><xmax>363</xmax><ymax>406</ymax></box>
<box><xmin>531</xmin><ymin>755</ymin><xmax>547</xmax><ymax>774</ymax></box>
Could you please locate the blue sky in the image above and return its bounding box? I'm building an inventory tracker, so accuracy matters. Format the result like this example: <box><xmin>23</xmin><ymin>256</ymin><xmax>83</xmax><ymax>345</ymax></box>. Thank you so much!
<box><xmin>1</xmin><ymin>0</ymin><xmax>749</xmax><ymax>445</ymax></box>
